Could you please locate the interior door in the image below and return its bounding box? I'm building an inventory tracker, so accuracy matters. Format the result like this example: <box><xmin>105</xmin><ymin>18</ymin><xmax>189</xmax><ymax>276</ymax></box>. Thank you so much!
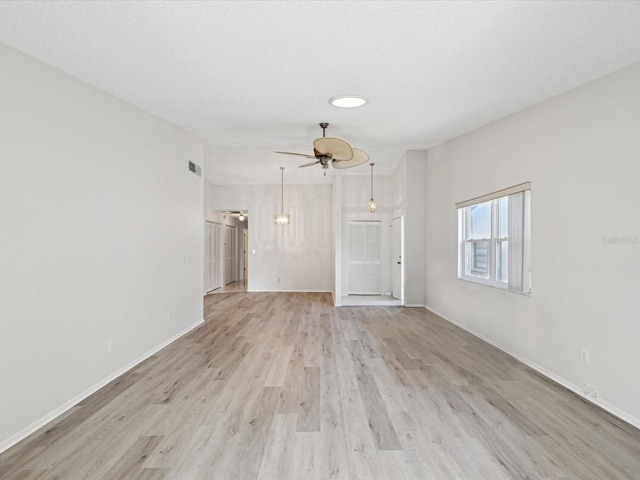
<box><xmin>230</xmin><ymin>226</ymin><xmax>237</xmax><ymax>283</ymax></box>
<box><xmin>205</xmin><ymin>222</ymin><xmax>222</xmax><ymax>292</ymax></box>
<box><xmin>348</xmin><ymin>222</ymin><xmax>365</xmax><ymax>294</ymax></box>
<box><xmin>348</xmin><ymin>221</ymin><xmax>381</xmax><ymax>295</ymax></box>
<box><xmin>224</xmin><ymin>225</ymin><xmax>238</xmax><ymax>285</ymax></box>
<box><xmin>391</xmin><ymin>216</ymin><xmax>404</xmax><ymax>300</ymax></box>
<box><xmin>364</xmin><ymin>222</ymin><xmax>381</xmax><ymax>294</ymax></box>
<box><xmin>212</xmin><ymin>223</ymin><xmax>222</xmax><ymax>290</ymax></box>
<box><xmin>223</xmin><ymin>225</ymin><xmax>231</xmax><ymax>285</ymax></box>
<box><xmin>243</xmin><ymin>228</ymin><xmax>248</xmax><ymax>282</ymax></box>
<box><xmin>205</xmin><ymin>222</ymin><xmax>212</xmax><ymax>292</ymax></box>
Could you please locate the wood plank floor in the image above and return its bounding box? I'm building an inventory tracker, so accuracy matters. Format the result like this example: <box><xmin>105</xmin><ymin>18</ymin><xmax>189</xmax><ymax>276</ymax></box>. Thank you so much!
<box><xmin>2</xmin><ymin>292</ymin><xmax>640</xmax><ymax>479</ymax></box>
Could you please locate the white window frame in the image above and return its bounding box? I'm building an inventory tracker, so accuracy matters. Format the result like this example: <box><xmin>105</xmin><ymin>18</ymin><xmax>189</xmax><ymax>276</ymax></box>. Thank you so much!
<box><xmin>460</xmin><ymin>199</ymin><xmax>507</xmax><ymax>288</ymax></box>
<box><xmin>456</xmin><ymin>183</ymin><xmax>531</xmax><ymax>294</ymax></box>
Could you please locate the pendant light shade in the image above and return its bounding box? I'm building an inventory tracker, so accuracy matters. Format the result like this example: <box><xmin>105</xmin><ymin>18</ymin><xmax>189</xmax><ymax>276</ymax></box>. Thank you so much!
<box><xmin>367</xmin><ymin>162</ymin><xmax>377</xmax><ymax>213</ymax></box>
<box><xmin>275</xmin><ymin>166</ymin><xmax>290</xmax><ymax>225</ymax></box>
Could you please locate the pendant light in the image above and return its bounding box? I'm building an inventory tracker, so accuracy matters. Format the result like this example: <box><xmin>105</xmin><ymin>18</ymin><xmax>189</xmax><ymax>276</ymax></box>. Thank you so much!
<box><xmin>238</xmin><ymin>212</ymin><xmax>245</xmax><ymax>221</ymax></box>
<box><xmin>275</xmin><ymin>166</ymin><xmax>290</xmax><ymax>225</ymax></box>
<box><xmin>367</xmin><ymin>162</ymin><xmax>377</xmax><ymax>213</ymax></box>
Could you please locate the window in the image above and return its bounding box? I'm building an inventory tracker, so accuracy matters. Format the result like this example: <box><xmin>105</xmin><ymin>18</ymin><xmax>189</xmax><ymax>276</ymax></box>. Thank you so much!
<box><xmin>457</xmin><ymin>183</ymin><xmax>531</xmax><ymax>294</ymax></box>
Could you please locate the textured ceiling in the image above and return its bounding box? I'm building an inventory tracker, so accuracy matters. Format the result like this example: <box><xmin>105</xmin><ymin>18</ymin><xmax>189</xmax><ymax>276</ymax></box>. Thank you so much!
<box><xmin>2</xmin><ymin>1</ymin><xmax>640</xmax><ymax>185</ymax></box>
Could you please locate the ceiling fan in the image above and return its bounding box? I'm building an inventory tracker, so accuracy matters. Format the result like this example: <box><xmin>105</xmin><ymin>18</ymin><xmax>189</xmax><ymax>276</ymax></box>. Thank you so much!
<box><xmin>276</xmin><ymin>123</ymin><xmax>369</xmax><ymax>174</ymax></box>
<box><xmin>224</xmin><ymin>210</ymin><xmax>247</xmax><ymax>221</ymax></box>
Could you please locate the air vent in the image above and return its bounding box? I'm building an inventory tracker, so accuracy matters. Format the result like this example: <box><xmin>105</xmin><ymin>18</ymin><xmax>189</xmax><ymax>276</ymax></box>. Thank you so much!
<box><xmin>188</xmin><ymin>160</ymin><xmax>201</xmax><ymax>177</ymax></box>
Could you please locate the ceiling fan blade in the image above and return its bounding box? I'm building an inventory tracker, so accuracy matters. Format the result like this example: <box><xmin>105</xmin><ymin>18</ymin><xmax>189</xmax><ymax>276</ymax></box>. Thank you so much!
<box><xmin>332</xmin><ymin>148</ymin><xmax>369</xmax><ymax>169</ymax></box>
<box><xmin>313</xmin><ymin>137</ymin><xmax>353</xmax><ymax>161</ymax></box>
<box><xmin>275</xmin><ymin>151</ymin><xmax>316</xmax><ymax>159</ymax></box>
<box><xmin>299</xmin><ymin>160</ymin><xmax>321</xmax><ymax>168</ymax></box>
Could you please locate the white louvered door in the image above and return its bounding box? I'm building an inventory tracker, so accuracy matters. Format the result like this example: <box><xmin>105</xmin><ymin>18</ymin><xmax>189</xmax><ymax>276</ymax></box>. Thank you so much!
<box><xmin>224</xmin><ymin>225</ymin><xmax>238</xmax><ymax>285</ymax></box>
<box><xmin>348</xmin><ymin>221</ymin><xmax>381</xmax><ymax>295</ymax></box>
<box><xmin>212</xmin><ymin>223</ymin><xmax>221</xmax><ymax>290</ymax></box>
<box><xmin>205</xmin><ymin>222</ymin><xmax>222</xmax><ymax>292</ymax></box>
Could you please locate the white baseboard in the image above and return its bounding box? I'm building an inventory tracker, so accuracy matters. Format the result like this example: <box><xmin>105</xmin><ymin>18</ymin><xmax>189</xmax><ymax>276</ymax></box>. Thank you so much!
<box><xmin>425</xmin><ymin>306</ymin><xmax>640</xmax><ymax>431</ymax></box>
<box><xmin>247</xmin><ymin>289</ymin><xmax>332</xmax><ymax>293</ymax></box>
<box><xmin>404</xmin><ymin>304</ymin><xmax>425</xmax><ymax>308</ymax></box>
<box><xmin>0</xmin><ymin>318</ymin><xmax>204</xmax><ymax>455</ymax></box>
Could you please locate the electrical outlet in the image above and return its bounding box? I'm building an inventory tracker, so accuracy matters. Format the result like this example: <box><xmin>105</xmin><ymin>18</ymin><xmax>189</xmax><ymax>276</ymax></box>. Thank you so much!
<box><xmin>581</xmin><ymin>383</ymin><xmax>598</xmax><ymax>399</ymax></box>
<box><xmin>581</xmin><ymin>348</ymin><xmax>590</xmax><ymax>364</ymax></box>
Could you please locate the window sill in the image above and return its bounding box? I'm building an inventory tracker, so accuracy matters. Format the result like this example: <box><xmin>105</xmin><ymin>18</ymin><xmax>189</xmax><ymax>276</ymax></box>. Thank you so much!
<box><xmin>457</xmin><ymin>276</ymin><xmax>530</xmax><ymax>296</ymax></box>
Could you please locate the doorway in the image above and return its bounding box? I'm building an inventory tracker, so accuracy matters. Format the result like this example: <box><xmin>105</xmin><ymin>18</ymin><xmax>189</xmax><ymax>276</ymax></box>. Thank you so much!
<box><xmin>348</xmin><ymin>220</ymin><xmax>381</xmax><ymax>295</ymax></box>
<box><xmin>391</xmin><ymin>216</ymin><xmax>404</xmax><ymax>301</ymax></box>
<box><xmin>205</xmin><ymin>222</ymin><xmax>223</xmax><ymax>293</ymax></box>
<box><xmin>205</xmin><ymin>210</ymin><xmax>248</xmax><ymax>294</ymax></box>
<box><xmin>243</xmin><ymin>228</ymin><xmax>248</xmax><ymax>284</ymax></box>
<box><xmin>223</xmin><ymin>225</ymin><xmax>238</xmax><ymax>285</ymax></box>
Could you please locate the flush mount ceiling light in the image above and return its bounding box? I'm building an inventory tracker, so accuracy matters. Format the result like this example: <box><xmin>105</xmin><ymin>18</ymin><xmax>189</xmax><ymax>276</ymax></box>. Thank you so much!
<box><xmin>329</xmin><ymin>95</ymin><xmax>368</xmax><ymax>108</ymax></box>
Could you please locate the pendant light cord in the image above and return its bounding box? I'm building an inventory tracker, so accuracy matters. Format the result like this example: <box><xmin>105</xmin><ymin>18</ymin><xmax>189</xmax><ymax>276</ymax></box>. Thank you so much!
<box><xmin>280</xmin><ymin>166</ymin><xmax>285</xmax><ymax>212</ymax></box>
<box><xmin>370</xmin><ymin>162</ymin><xmax>375</xmax><ymax>199</ymax></box>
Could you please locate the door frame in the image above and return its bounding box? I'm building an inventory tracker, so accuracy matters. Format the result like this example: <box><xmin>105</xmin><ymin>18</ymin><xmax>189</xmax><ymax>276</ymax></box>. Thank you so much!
<box><xmin>391</xmin><ymin>215</ymin><xmax>404</xmax><ymax>302</ymax></box>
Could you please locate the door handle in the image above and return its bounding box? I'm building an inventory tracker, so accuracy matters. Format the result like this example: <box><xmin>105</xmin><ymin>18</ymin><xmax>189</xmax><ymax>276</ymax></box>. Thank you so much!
<box><xmin>397</xmin><ymin>262</ymin><xmax>401</xmax><ymax>264</ymax></box>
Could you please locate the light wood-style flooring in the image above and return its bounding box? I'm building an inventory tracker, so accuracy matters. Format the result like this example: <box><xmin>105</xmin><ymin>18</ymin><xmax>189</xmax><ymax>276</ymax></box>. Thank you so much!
<box><xmin>2</xmin><ymin>292</ymin><xmax>640</xmax><ymax>479</ymax></box>
<box><xmin>207</xmin><ymin>279</ymin><xmax>247</xmax><ymax>295</ymax></box>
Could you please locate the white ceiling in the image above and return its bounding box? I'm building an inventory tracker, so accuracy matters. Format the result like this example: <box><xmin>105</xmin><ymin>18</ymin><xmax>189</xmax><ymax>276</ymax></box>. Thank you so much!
<box><xmin>2</xmin><ymin>1</ymin><xmax>640</xmax><ymax>185</ymax></box>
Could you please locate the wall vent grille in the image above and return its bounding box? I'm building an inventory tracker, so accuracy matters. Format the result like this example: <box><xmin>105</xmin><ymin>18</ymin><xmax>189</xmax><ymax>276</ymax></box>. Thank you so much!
<box><xmin>188</xmin><ymin>160</ymin><xmax>201</xmax><ymax>177</ymax></box>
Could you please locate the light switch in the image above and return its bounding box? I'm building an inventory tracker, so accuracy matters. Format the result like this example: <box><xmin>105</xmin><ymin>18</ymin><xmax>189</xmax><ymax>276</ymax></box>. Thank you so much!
<box><xmin>251</xmin><ymin>249</ymin><xmax>256</xmax><ymax>255</ymax></box>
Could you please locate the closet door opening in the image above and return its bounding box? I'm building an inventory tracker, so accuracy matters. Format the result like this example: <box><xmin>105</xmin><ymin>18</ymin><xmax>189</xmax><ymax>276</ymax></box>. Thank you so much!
<box><xmin>205</xmin><ymin>222</ymin><xmax>222</xmax><ymax>293</ymax></box>
<box><xmin>348</xmin><ymin>221</ymin><xmax>381</xmax><ymax>295</ymax></box>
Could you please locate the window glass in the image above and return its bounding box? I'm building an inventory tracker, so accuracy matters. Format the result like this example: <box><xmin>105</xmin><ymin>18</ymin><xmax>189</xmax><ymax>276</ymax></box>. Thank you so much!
<box><xmin>469</xmin><ymin>202</ymin><xmax>491</xmax><ymax>239</ymax></box>
<box><xmin>457</xmin><ymin>187</ymin><xmax>530</xmax><ymax>294</ymax></box>
<box><xmin>466</xmin><ymin>241</ymin><xmax>489</xmax><ymax>279</ymax></box>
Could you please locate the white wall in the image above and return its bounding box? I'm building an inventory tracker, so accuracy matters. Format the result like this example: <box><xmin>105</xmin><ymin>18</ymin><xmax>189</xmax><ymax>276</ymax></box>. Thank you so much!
<box><xmin>0</xmin><ymin>43</ymin><xmax>204</xmax><ymax>451</ymax></box>
<box><xmin>391</xmin><ymin>155</ymin><xmax>407</xmax><ymax>219</ymax></box>
<box><xmin>425</xmin><ymin>62</ymin><xmax>640</xmax><ymax>426</ymax></box>
<box><xmin>206</xmin><ymin>182</ymin><xmax>333</xmax><ymax>292</ymax></box>
<box><xmin>333</xmin><ymin>175</ymin><xmax>342</xmax><ymax>304</ymax></box>
<box><xmin>391</xmin><ymin>152</ymin><xmax>426</xmax><ymax>306</ymax></box>
<box><xmin>404</xmin><ymin>151</ymin><xmax>427</xmax><ymax>306</ymax></box>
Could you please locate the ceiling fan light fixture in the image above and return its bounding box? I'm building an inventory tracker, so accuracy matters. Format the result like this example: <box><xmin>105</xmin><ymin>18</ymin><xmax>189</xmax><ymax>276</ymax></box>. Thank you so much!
<box><xmin>329</xmin><ymin>95</ymin><xmax>368</xmax><ymax>108</ymax></box>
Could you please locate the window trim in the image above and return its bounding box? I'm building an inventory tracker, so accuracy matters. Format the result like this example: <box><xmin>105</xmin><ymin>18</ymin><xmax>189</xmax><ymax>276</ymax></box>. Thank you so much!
<box><xmin>457</xmin><ymin>184</ymin><xmax>531</xmax><ymax>295</ymax></box>
<box><xmin>459</xmin><ymin>199</ymin><xmax>509</xmax><ymax>290</ymax></box>
<box><xmin>455</xmin><ymin>182</ymin><xmax>531</xmax><ymax>209</ymax></box>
